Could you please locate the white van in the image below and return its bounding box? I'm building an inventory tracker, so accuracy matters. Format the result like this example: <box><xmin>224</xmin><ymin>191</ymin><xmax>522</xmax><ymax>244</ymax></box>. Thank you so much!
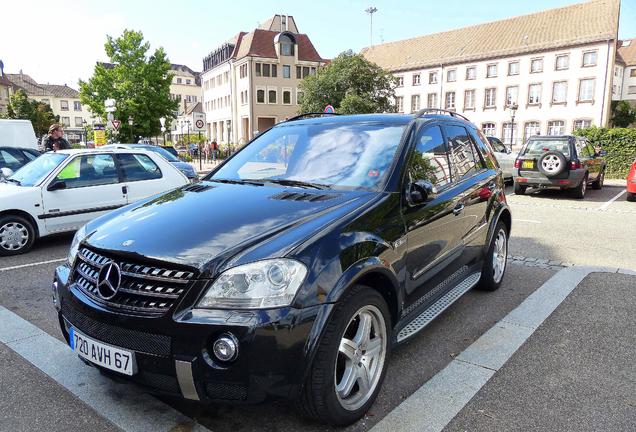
<box><xmin>0</xmin><ymin>119</ymin><xmax>38</xmax><ymax>150</ymax></box>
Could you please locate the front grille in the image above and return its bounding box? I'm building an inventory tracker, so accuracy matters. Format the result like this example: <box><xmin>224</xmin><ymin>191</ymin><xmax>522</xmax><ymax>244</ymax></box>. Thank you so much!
<box><xmin>62</xmin><ymin>302</ymin><xmax>171</xmax><ymax>356</ymax></box>
<box><xmin>72</xmin><ymin>247</ymin><xmax>197</xmax><ymax>316</ymax></box>
<box><xmin>205</xmin><ymin>382</ymin><xmax>248</xmax><ymax>401</ymax></box>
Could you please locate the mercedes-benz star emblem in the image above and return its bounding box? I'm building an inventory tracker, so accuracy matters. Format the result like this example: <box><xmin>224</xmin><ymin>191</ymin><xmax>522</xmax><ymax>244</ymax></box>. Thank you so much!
<box><xmin>97</xmin><ymin>262</ymin><xmax>121</xmax><ymax>300</ymax></box>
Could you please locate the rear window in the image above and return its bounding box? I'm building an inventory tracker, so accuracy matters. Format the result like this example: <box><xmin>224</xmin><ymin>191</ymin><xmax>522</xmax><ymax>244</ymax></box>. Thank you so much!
<box><xmin>523</xmin><ymin>139</ymin><xmax>570</xmax><ymax>157</ymax></box>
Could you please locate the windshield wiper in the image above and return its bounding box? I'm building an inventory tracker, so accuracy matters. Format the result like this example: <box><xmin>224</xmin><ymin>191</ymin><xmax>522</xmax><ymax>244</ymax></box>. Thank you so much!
<box><xmin>5</xmin><ymin>178</ymin><xmax>21</xmax><ymax>186</ymax></box>
<box><xmin>263</xmin><ymin>179</ymin><xmax>331</xmax><ymax>190</ymax></box>
<box><xmin>208</xmin><ymin>178</ymin><xmax>264</xmax><ymax>186</ymax></box>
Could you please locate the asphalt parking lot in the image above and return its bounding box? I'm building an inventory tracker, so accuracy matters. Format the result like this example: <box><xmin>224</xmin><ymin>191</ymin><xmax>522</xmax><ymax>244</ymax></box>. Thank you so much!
<box><xmin>1</xmin><ymin>179</ymin><xmax>634</xmax><ymax>431</ymax></box>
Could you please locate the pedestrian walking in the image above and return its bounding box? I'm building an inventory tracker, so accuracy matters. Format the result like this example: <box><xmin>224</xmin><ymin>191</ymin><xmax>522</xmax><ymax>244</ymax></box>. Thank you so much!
<box><xmin>204</xmin><ymin>141</ymin><xmax>210</xmax><ymax>163</ymax></box>
<box><xmin>42</xmin><ymin>124</ymin><xmax>71</xmax><ymax>151</ymax></box>
<box><xmin>211</xmin><ymin>140</ymin><xmax>218</xmax><ymax>163</ymax></box>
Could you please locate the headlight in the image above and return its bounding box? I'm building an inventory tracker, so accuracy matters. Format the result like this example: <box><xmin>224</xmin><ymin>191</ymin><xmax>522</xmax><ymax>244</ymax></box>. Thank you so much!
<box><xmin>67</xmin><ymin>225</ymin><xmax>87</xmax><ymax>267</ymax></box>
<box><xmin>197</xmin><ymin>259</ymin><xmax>307</xmax><ymax>309</ymax></box>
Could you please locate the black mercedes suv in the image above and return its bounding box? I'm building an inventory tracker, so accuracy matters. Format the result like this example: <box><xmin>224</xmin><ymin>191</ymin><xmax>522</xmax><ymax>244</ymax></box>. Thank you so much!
<box><xmin>52</xmin><ymin>110</ymin><xmax>511</xmax><ymax>425</ymax></box>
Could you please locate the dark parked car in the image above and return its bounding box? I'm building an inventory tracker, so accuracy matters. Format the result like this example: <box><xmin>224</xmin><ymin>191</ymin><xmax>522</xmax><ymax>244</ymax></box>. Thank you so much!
<box><xmin>160</xmin><ymin>145</ymin><xmax>179</xmax><ymax>159</ymax></box>
<box><xmin>0</xmin><ymin>146</ymin><xmax>40</xmax><ymax>176</ymax></box>
<box><xmin>102</xmin><ymin>144</ymin><xmax>197</xmax><ymax>180</ymax></box>
<box><xmin>513</xmin><ymin>135</ymin><xmax>605</xmax><ymax>198</ymax></box>
<box><xmin>52</xmin><ymin>110</ymin><xmax>511</xmax><ymax>425</ymax></box>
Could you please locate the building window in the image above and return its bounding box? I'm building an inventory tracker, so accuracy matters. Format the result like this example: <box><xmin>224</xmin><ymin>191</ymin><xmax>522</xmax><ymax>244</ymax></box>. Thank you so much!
<box><xmin>530</xmin><ymin>58</ymin><xmax>543</xmax><ymax>73</ymax></box>
<box><xmin>482</xmin><ymin>122</ymin><xmax>496</xmax><ymax>136</ymax></box>
<box><xmin>502</xmin><ymin>122</ymin><xmax>518</xmax><ymax>146</ymax></box>
<box><xmin>445</xmin><ymin>91</ymin><xmax>455</xmax><ymax>110</ymax></box>
<box><xmin>261</xmin><ymin>64</ymin><xmax>270</xmax><ymax>77</ymax></box>
<box><xmin>240</xmin><ymin>64</ymin><xmax>248</xmax><ymax>78</ymax></box>
<box><xmin>555</xmin><ymin>54</ymin><xmax>569</xmax><ymax>71</ymax></box>
<box><xmin>271</xmin><ymin>65</ymin><xmax>278</xmax><ymax>78</ymax></box>
<box><xmin>61</xmin><ymin>116</ymin><xmax>70</xmax><ymax>127</ymax></box>
<box><xmin>60</xmin><ymin>100</ymin><xmax>69</xmax><ymax>111</ymax></box>
<box><xmin>268</xmin><ymin>89</ymin><xmax>277</xmax><ymax>104</ymax></box>
<box><xmin>256</xmin><ymin>89</ymin><xmax>265</xmax><ymax>103</ymax></box>
<box><xmin>396</xmin><ymin>96</ymin><xmax>404</xmax><ymax>112</ymax></box>
<box><xmin>486</xmin><ymin>64</ymin><xmax>498</xmax><ymax>78</ymax></box>
<box><xmin>631</xmin><ymin>68</ymin><xmax>636</xmax><ymax>78</ymax></box>
<box><xmin>73</xmin><ymin>101</ymin><xmax>81</xmax><ymax>111</ymax></box>
<box><xmin>396</xmin><ymin>76</ymin><xmax>404</xmax><ymax>87</ymax></box>
<box><xmin>524</xmin><ymin>121</ymin><xmax>541</xmax><ymax>140</ymax></box>
<box><xmin>508</xmin><ymin>61</ymin><xmax>520</xmax><ymax>76</ymax></box>
<box><xmin>427</xmin><ymin>93</ymin><xmax>438</xmax><ymax>108</ymax></box>
<box><xmin>573</xmin><ymin>119</ymin><xmax>592</xmax><ymax>131</ymax></box>
<box><xmin>413</xmin><ymin>74</ymin><xmax>421</xmax><ymax>85</ymax></box>
<box><xmin>505</xmin><ymin>86</ymin><xmax>519</xmax><ymax>106</ymax></box>
<box><xmin>303</xmin><ymin>67</ymin><xmax>310</xmax><ymax>78</ymax></box>
<box><xmin>74</xmin><ymin>117</ymin><xmax>83</xmax><ymax>127</ymax></box>
<box><xmin>552</xmin><ymin>81</ymin><xmax>568</xmax><ymax>104</ymax></box>
<box><xmin>41</xmin><ymin>98</ymin><xmax>49</xmax><ymax>104</ymax></box>
<box><xmin>283</xmin><ymin>90</ymin><xmax>291</xmax><ymax>104</ymax></box>
<box><xmin>484</xmin><ymin>88</ymin><xmax>496</xmax><ymax>108</ymax></box>
<box><xmin>582</xmin><ymin>51</ymin><xmax>597</xmax><ymax>67</ymax></box>
<box><xmin>279</xmin><ymin>34</ymin><xmax>295</xmax><ymax>56</ymax></box>
<box><xmin>428</xmin><ymin>72</ymin><xmax>438</xmax><ymax>84</ymax></box>
<box><xmin>283</xmin><ymin>65</ymin><xmax>291</xmax><ymax>78</ymax></box>
<box><xmin>186</xmin><ymin>79</ymin><xmax>191</xmax><ymax>85</ymax></box>
<box><xmin>446</xmin><ymin>69</ymin><xmax>456</xmax><ymax>82</ymax></box>
<box><xmin>528</xmin><ymin>84</ymin><xmax>542</xmax><ymax>105</ymax></box>
<box><xmin>309</xmin><ymin>67</ymin><xmax>316</xmax><ymax>76</ymax></box>
<box><xmin>578</xmin><ymin>78</ymin><xmax>595</xmax><ymax>102</ymax></box>
<box><xmin>177</xmin><ymin>78</ymin><xmax>182</xmax><ymax>84</ymax></box>
<box><xmin>628</xmin><ymin>85</ymin><xmax>636</xmax><ymax>94</ymax></box>
<box><xmin>466</xmin><ymin>66</ymin><xmax>476</xmax><ymax>80</ymax></box>
<box><xmin>411</xmin><ymin>95</ymin><xmax>420</xmax><ymax>112</ymax></box>
<box><xmin>547</xmin><ymin>120</ymin><xmax>565</xmax><ymax>135</ymax></box>
<box><xmin>464</xmin><ymin>90</ymin><xmax>475</xmax><ymax>110</ymax></box>
<box><xmin>256</xmin><ymin>63</ymin><xmax>262</xmax><ymax>77</ymax></box>
<box><xmin>296</xmin><ymin>66</ymin><xmax>301</xmax><ymax>79</ymax></box>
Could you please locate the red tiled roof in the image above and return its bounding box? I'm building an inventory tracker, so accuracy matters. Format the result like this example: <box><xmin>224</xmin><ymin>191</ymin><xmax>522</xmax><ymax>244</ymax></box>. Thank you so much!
<box><xmin>235</xmin><ymin>29</ymin><xmax>323</xmax><ymax>62</ymax></box>
<box><xmin>617</xmin><ymin>39</ymin><xmax>636</xmax><ymax>66</ymax></box>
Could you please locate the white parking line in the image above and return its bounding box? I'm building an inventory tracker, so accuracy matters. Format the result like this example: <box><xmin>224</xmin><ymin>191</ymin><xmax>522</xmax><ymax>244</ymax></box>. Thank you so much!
<box><xmin>0</xmin><ymin>258</ymin><xmax>66</xmax><ymax>272</ymax></box>
<box><xmin>514</xmin><ymin>218</ymin><xmax>542</xmax><ymax>224</ymax></box>
<box><xmin>371</xmin><ymin>265</ymin><xmax>630</xmax><ymax>432</ymax></box>
<box><xmin>0</xmin><ymin>306</ymin><xmax>211</xmax><ymax>432</ymax></box>
<box><xmin>598</xmin><ymin>189</ymin><xmax>627</xmax><ymax>211</ymax></box>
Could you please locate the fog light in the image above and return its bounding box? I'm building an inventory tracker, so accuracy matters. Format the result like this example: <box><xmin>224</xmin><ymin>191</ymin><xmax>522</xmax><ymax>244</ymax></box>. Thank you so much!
<box><xmin>212</xmin><ymin>334</ymin><xmax>238</xmax><ymax>362</ymax></box>
<box><xmin>52</xmin><ymin>281</ymin><xmax>61</xmax><ymax>311</ymax></box>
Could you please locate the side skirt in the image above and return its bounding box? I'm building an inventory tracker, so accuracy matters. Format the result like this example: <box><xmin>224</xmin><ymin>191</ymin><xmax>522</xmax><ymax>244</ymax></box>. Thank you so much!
<box><xmin>396</xmin><ymin>272</ymin><xmax>481</xmax><ymax>343</ymax></box>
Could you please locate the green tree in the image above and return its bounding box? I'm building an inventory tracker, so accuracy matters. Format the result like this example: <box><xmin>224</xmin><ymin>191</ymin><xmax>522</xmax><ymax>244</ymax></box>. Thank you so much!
<box><xmin>79</xmin><ymin>29</ymin><xmax>178</xmax><ymax>141</ymax></box>
<box><xmin>298</xmin><ymin>51</ymin><xmax>398</xmax><ymax>114</ymax></box>
<box><xmin>610</xmin><ymin>100</ymin><xmax>636</xmax><ymax>128</ymax></box>
<box><xmin>2</xmin><ymin>89</ymin><xmax>58</xmax><ymax>136</ymax></box>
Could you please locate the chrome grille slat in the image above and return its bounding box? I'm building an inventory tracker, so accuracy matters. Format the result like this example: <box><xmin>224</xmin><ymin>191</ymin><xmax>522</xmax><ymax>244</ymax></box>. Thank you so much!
<box><xmin>117</xmin><ymin>287</ymin><xmax>180</xmax><ymax>299</ymax></box>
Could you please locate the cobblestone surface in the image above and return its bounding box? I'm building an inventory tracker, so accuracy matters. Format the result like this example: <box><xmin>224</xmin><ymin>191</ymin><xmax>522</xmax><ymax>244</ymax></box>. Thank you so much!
<box><xmin>507</xmin><ymin>255</ymin><xmax>572</xmax><ymax>270</ymax></box>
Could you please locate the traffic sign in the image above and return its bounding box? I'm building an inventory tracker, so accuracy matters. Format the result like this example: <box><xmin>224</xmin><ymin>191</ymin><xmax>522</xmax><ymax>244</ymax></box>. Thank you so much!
<box><xmin>111</xmin><ymin>120</ymin><xmax>121</xmax><ymax>130</ymax></box>
<box><xmin>195</xmin><ymin>119</ymin><xmax>204</xmax><ymax>129</ymax></box>
<box><xmin>324</xmin><ymin>104</ymin><xmax>335</xmax><ymax>114</ymax></box>
<box><xmin>192</xmin><ymin>112</ymin><xmax>206</xmax><ymax>132</ymax></box>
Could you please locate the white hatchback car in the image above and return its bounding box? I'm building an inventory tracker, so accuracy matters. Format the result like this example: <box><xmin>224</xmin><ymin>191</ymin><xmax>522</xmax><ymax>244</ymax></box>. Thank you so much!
<box><xmin>0</xmin><ymin>148</ymin><xmax>189</xmax><ymax>255</ymax></box>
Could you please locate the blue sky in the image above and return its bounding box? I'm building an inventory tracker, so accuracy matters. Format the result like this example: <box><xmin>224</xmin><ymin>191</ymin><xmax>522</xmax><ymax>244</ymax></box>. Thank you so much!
<box><xmin>2</xmin><ymin>0</ymin><xmax>634</xmax><ymax>87</ymax></box>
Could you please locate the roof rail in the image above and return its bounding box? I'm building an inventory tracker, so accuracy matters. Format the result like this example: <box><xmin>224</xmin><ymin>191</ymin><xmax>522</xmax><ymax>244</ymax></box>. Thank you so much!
<box><xmin>413</xmin><ymin>108</ymin><xmax>471</xmax><ymax>123</ymax></box>
<box><xmin>284</xmin><ymin>112</ymin><xmax>341</xmax><ymax>122</ymax></box>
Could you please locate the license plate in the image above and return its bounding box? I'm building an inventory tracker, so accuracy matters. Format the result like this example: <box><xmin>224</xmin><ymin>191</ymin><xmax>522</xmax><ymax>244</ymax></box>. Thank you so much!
<box><xmin>69</xmin><ymin>327</ymin><xmax>136</xmax><ymax>376</ymax></box>
<box><xmin>522</xmin><ymin>160</ymin><xmax>534</xmax><ymax>169</ymax></box>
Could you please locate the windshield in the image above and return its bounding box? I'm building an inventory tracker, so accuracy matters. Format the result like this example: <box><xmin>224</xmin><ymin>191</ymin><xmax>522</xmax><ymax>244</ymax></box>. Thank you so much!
<box><xmin>9</xmin><ymin>152</ymin><xmax>68</xmax><ymax>186</ymax></box>
<box><xmin>210</xmin><ymin>122</ymin><xmax>406</xmax><ymax>190</ymax></box>
<box><xmin>140</xmin><ymin>145</ymin><xmax>180</xmax><ymax>162</ymax></box>
<box><xmin>523</xmin><ymin>139</ymin><xmax>570</xmax><ymax>157</ymax></box>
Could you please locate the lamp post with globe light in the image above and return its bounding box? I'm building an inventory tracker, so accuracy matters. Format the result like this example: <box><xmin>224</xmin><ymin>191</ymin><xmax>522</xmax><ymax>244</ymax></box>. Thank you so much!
<box><xmin>508</xmin><ymin>103</ymin><xmax>518</xmax><ymax>151</ymax></box>
<box><xmin>128</xmin><ymin>116</ymin><xmax>134</xmax><ymax>142</ymax></box>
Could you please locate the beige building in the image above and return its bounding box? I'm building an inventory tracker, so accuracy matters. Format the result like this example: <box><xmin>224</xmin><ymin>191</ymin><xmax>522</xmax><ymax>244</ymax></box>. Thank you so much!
<box><xmin>363</xmin><ymin>0</ymin><xmax>621</xmax><ymax>146</ymax></box>
<box><xmin>201</xmin><ymin>15</ymin><xmax>325</xmax><ymax>144</ymax></box>
<box><xmin>169</xmin><ymin>63</ymin><xmax>202</xmax><ymax>105</ymax></box>
<box><xmin>613</xmin><ymin>38</ymin><xmax>636</xmax><ymax>101</ymax></box>
<box><xmin>5</xmin><ymin>72</ymin><xmax>94</xmax><ymax>143</ymax></box>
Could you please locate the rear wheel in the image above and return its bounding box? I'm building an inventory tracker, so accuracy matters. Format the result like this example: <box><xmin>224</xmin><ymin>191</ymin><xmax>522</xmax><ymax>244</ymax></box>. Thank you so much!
<box><xmin>572</xmin><ymin>174</ymin><xmax>588</xmax><ymax>199</ymax></box>
<box><xmin>298</xmin><ymin>286</ymin><xmax>390</xmax><ymax>426</ymax></box>
<box><xmin>513</xmin><ymin>182</ymin><xmax>526</xmax><ymax>195</ymax></box>
<box><xmin>0</xmin><ymin>215</ymin><xmax>36</xmax><ymax>256</ymax></box>
<box><xmin>477</xmin><ymin>221</ymin><xmax>508</xmax><ymax>291</ymax></box>
<box><xmin>592</xmin><ymin>170</ymin><xmax>604</xmax><ymax>190</ymax></box>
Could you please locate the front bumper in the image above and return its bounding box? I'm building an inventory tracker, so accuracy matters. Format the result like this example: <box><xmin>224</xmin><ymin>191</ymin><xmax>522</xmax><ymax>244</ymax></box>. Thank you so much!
<box><xmin>53</xmin><ymin>265</ymin><xmax>330</xmax><ymax>403</ymax></box>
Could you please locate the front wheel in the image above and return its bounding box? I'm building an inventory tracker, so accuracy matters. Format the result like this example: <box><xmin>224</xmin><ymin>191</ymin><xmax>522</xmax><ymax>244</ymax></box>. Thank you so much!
<box><xmin>0</xmin><ymin>215</ymin><xmax>36</xmax><ymax>256</ymax></box>
<box><xmin>591</xmin><ymin>170</ymin><xmax>604</xmax><ymax>190</ymax></box>
<box><xmin>298</xmin><ymin>286</ymin><xmax>390</xmax><ymax>426</ymax></box>
<box><xmin>477</xmin><ymin>221</ymin><xmax>508</xmax><ymax>291</ymax></box>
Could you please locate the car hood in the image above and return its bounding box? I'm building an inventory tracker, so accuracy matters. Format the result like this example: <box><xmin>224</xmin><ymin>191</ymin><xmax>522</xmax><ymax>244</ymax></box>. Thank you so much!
<box><xmin>84</xmin><ymin>181</ymin><xmax>375</xmax><ymax>274</ymax></box>
<box><xmin>0</xmin><ymin>182</ymin><xmax>39</xmax><ymax>205</ymax></box>
<box><xmin>171</xmin><ymin>161</ymin><xmax>195</xmax><ymax>173</ymax></box>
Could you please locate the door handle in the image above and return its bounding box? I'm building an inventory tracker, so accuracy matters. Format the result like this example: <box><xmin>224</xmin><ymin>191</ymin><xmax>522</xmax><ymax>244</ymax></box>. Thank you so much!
<box><xmin>487</xmin><ymin>181</ymin><xmax>496</xmax><ymax>190</ymax></box>
<box><xmin>122</xmin><ymin>185</ymin><xmax>128</xmax><ymax>194</ymax></box>
<box><xmin>452</xmin><ymin>204</ymin><xmax>465</xmax><ymax>215</ymax></box>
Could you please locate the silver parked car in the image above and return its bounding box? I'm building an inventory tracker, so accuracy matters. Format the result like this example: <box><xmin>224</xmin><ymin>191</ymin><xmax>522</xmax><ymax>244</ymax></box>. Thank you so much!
<box><xmin>488</xmin><ymin>136</ymin><xmax>516</xmax><ymax>182</ymax></box>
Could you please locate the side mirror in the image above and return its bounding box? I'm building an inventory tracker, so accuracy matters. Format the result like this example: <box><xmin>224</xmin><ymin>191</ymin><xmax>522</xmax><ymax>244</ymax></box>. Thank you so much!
<box><xmin>47</xmin><ymin>180</ymin><xmax>67</xmax><ymax>191</ymax></box>
<box><xmin>0</xmin><ymin>167</ymin><xmax>14</xmax><ymax>180</ymax></box>
<box><xmin>408</xmin><ymin>180</ymin><xmax>438</xmax><ymax>205</ymax></box>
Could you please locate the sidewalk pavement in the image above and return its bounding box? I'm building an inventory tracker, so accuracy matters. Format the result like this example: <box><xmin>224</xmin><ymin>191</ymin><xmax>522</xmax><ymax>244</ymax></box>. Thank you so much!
<box><xmin>188</xmin><ymin>159</ymin><xmax>223</xmax><ymax>175</ymax></box>
<box><xmin>373</xmin><ymin>266</ymin><xmax>636</xmax><ymax>432</ymax></box>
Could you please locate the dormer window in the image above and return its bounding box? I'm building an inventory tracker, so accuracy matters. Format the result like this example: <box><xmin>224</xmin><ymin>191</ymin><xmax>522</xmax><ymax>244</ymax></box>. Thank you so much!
<box><xmin>275</xmin><ymin>32</ymin><xmax>296</xmax><ymax>56</ymax></box>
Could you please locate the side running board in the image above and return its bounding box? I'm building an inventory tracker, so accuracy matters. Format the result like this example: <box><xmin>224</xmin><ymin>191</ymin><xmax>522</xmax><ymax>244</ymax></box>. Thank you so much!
<box><xmin>397</xmin><ymin>273</ymin><xmax>481</xmax><ymax>343</ymax></box>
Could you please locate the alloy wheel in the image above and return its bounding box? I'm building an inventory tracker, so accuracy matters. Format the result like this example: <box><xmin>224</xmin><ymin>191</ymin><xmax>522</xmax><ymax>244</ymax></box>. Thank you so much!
<box><xmin>541</xmin><ymin>155</ymin><xmax>562</xmax><ymax>173</ymax></box>
<box><xmin>492</xmin><ymin>228</ymin><xmax>507</xmax><ymax>284</ymax></box>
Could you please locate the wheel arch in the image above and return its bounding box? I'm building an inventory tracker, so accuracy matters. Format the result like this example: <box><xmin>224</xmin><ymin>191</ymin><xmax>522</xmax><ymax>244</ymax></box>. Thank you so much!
<box><xmin>0</xmin><ymin>209</ymin><xmax>41</xmax><ymax>238</ymax></box>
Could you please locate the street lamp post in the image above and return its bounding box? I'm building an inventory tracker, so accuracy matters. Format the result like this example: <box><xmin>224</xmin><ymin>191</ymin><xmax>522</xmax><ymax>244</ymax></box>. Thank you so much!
<box><xmin>508</xmin><ymin>103</ymin><xmax>519</xmax><ymax>150</ymax></box>
<box><xmin>128</xmin><ymin>116</ymin><xmax>134</xmax><ymax>143</ymax></box>
<box><xmin>186</xmin><ymin>120</ymin><xmax>191</xmax><ymax>157</ymax></box>
<box><xmin>365</xmin><ymin>7</ymin><xmax>378</xmax><ymax>47</ymax></box>
<box><xmin>82</xmin><ymin>119</ymin><xmax>87</xmax><ymax>145</ymax></box>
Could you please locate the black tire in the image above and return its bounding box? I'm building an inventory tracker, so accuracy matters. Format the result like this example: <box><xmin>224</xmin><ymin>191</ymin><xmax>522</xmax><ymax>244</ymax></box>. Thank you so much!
<box><xmin>298</xmin><ymin>285</ymin><xmax>391</xmax><ymax>426</ymax></box>
<box><xmin>537</xmin><ymin>151</ymin><xmax>567</xmax><ymax>177</ymax></box>
<box><xmin>627</xmin><ymin>192</ymin><xmax>636</xmax><ymax>202</ymax></box>
<box><xmin>513</xmin><ymin>182</ymin><xmax>526</xmax><ymax>195</ymax></box>
<box><xmin>0</xmin><ymin>214</ymin><xmax>36</xmax><ymax>256</ymax></box>
<box><xmin>571</xmin><ymin>174</ymin><xmax>588</xmax><ymax>199</ymax></box>
<box><xmin>591</xmin><ymin>170</ymin><xmax>604</xmax><ymax>190</ymax></box>
<box><xmin>476</xmin><ymin>221</ymin><xmax>508</xmax><ymax>291</ymax></box>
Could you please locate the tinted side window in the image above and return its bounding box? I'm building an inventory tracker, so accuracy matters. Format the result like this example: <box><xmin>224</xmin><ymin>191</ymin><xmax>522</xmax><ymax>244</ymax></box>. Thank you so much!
<box><xmin>575</xmin><ymin>139</ymin><xmax>590</xmax><ymax>158</ymax></box>
<box><xmin>407</xmin><ymin>125</ymin><xmax>452</xmax><ymax>188</ymax></box>
<box><xmin>118</xmin><ymin>154</ymin><xmax>162</xmax><ymax>181</ymax></box>
<box><xmin>56</xmin><ymin>154</ymin><xmax>119</xmax><ymax>189</ymax></box>
<box><xmin>445</xmin><ymin>125</ymin><xmax>481</xmax><ymax>180</ymax></box>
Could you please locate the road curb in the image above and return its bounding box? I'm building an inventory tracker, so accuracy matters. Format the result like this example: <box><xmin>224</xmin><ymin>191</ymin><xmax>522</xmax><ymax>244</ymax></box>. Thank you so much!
<box><xmin>370</xmin><ymin>265</ymin><xmax>636</xmax><ymax>432</ymax></box>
